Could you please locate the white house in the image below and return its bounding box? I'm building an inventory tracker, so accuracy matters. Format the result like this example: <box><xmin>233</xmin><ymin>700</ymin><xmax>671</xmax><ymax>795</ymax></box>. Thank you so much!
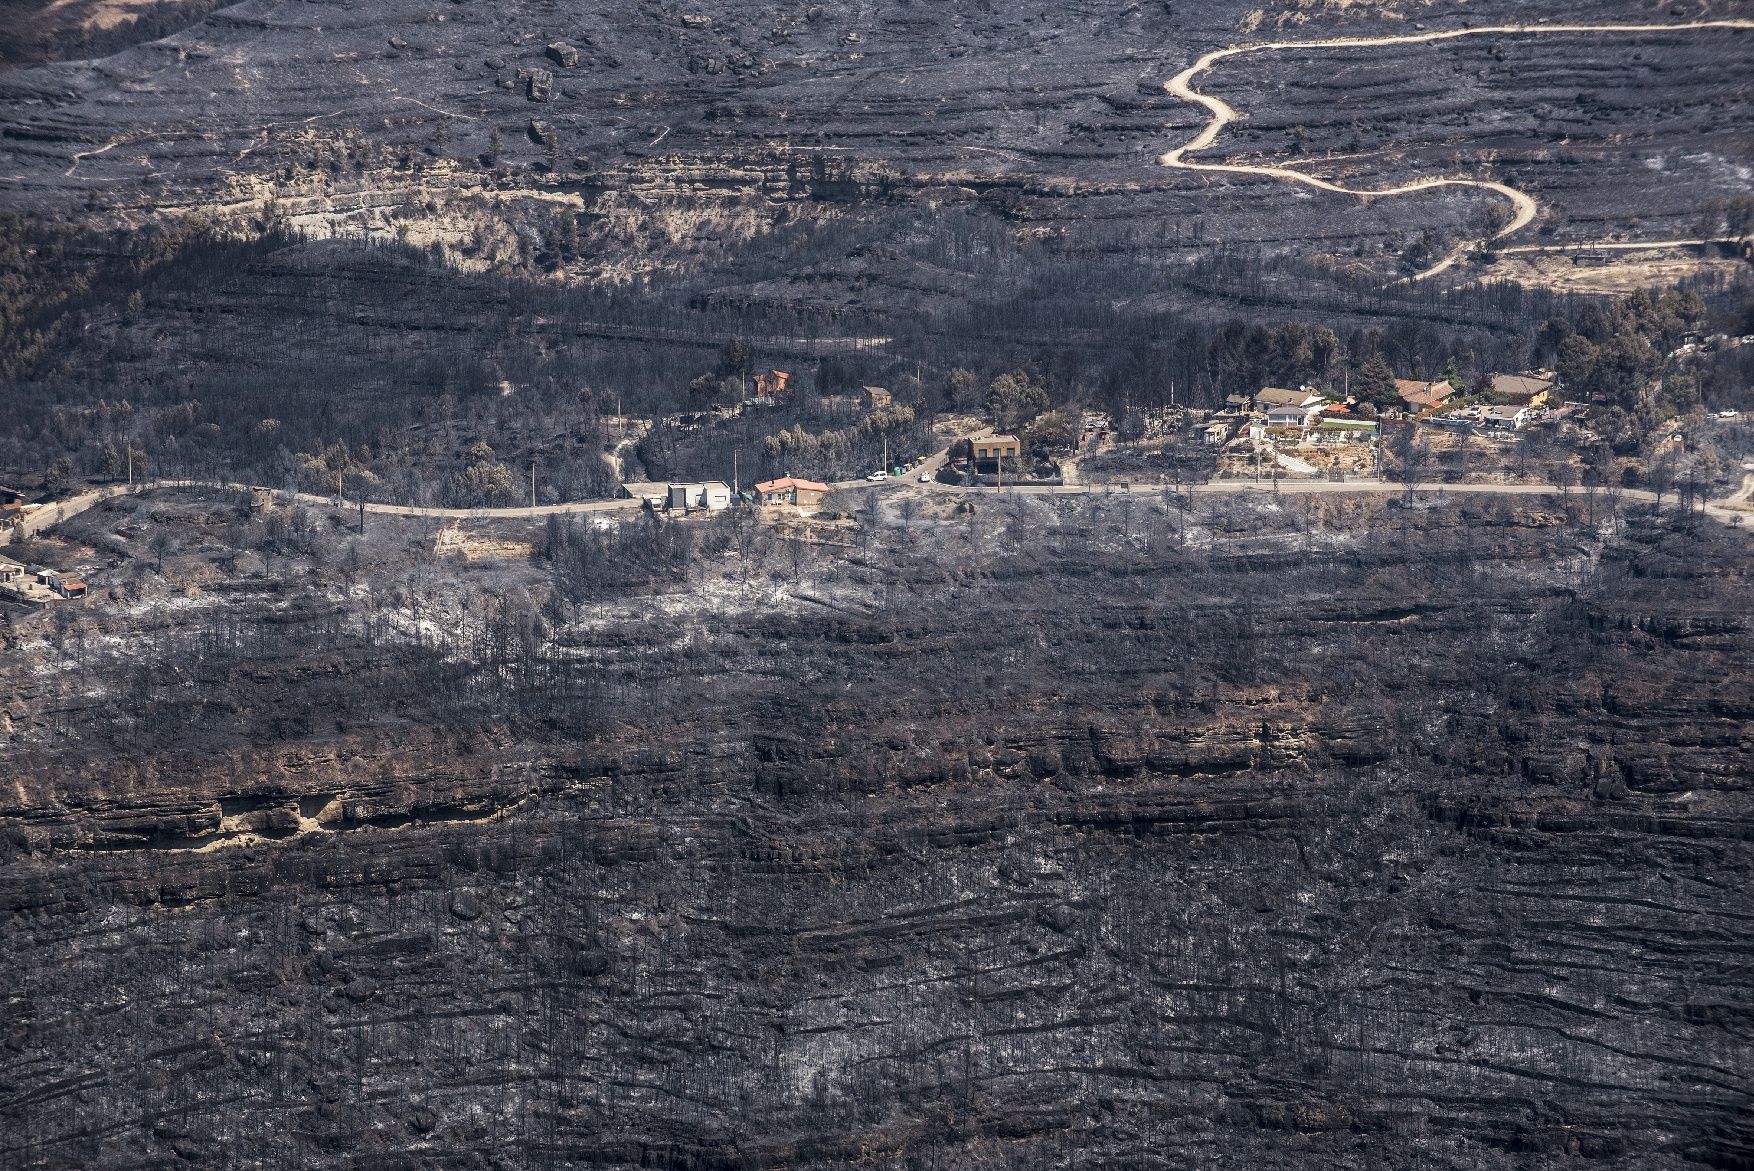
<box><xmin>668</xmin><ymin>481</ymin><xmax>732</xmax><ymax>512</ymax></box>
<box><xmin>1481</xmin><ymin>405</ymin><xmax>1530</xmax><ymax>431</ymax></box>
<box><xmin>1266</xmin><ymin>401</ymin><xmax>1325</xmax><ymax>431</ymax></box>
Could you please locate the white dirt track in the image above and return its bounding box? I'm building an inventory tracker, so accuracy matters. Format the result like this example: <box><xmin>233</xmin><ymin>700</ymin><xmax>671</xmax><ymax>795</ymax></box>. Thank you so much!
<box><xmin>1160</xmin><ymin>21</ymin><xmax>1754</xmax><ymax>280</ymax></box>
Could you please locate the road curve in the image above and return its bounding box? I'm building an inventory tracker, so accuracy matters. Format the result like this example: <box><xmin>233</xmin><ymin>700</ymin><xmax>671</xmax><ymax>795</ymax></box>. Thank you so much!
<box><xmin>1159</xmin><ymin>21</ymin><xmax>1754</xmax><ymax>281</ymax></box>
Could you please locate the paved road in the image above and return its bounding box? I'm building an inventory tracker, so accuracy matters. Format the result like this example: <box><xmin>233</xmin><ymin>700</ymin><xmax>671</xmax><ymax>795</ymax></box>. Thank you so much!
<box><xmin>972</xmin><ymin>475</ymin><xmax>1754</xmax><ymax>529</ymax></box>
<box><xmin>827</xmin><ymin>427</ymin><xmax>985</xmax><ymax>493</ymax></box>
<box><xmin>1158</xmin><ymin>20</ymin><xmax>1754</xmax><ymax>281</ymax></box>
<box><xmin>7</xmin><ymin>467</ymin><xmax>1750</xmax><ymax>549</ymax></box>
<box><xmin>1</xmin><ymin>480</ymin><xmax>643</xmax><ymax>546</ymax></box>
<box><xmin>1496</xmin><ymin>239</ymin><xmax>1725</xmax><ymax>257</ymax></box>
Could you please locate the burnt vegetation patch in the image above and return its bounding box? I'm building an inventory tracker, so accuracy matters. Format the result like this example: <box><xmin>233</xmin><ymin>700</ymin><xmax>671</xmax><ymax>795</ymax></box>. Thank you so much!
<box><xmin>1</xmin><ymin>491</ymin><xmax>1751</xmax><ymax>1169</ymax></box>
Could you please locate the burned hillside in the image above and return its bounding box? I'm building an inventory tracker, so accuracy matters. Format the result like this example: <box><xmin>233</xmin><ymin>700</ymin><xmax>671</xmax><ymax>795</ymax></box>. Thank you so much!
<box><xmin>2</xmin><ymin>1</ymin><xmax>1753</xmax><ymax>1167</ymax></box>
<box><xmin>2</xmin><ymin>490</ymin><xmax>1751</xmax><ymax>1169</ymax></box>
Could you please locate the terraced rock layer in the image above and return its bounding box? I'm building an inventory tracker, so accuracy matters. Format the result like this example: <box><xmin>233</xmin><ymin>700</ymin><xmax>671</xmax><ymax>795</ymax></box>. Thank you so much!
<box><xmin>1</xmin><ymin>0</ymin><xmax>1748</xmax><ymax>287</ymax></box>
<box><xmin>2</xmin><ymin>499</ymin><xmax>1750</xmax><ymax>1168</ymax></box>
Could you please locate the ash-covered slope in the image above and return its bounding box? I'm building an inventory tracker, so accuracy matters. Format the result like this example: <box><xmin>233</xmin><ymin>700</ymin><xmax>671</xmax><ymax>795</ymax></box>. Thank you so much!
<box><xmin>2</xmin><ymin>494</ymin><xmax>1751</xmax><ymax>1169</ymax></box>
<box><xmin>1</xmin><ymin>0</ymin><xmax>1748</xmax><ymax>288</ymax></box>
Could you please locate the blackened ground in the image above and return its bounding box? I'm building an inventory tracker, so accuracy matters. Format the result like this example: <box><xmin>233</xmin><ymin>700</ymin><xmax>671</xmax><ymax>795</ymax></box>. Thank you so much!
<box><xmin>1</xmin><ymin>491</ymin><xmax>1750</xmax><ymax>1169</ymax></box>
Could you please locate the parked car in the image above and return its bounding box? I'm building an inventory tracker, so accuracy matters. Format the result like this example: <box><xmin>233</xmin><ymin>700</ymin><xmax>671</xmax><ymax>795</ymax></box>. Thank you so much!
<box><xmin>917</xmin><ymin>473</ymin><xmax>930</xmax><ymax>483</ymax></box>
<box><xmin>866</xmin><ymin>471</ymin><xmax>888</xmax><ymax>481</ymax></box>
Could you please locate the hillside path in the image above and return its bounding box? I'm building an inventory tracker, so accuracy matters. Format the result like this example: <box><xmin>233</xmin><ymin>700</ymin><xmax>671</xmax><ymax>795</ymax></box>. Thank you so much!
<box><xmin>1159</xmin><ymin>20</ymin><xmax>1754</xmax><ymax>280</ymax></box>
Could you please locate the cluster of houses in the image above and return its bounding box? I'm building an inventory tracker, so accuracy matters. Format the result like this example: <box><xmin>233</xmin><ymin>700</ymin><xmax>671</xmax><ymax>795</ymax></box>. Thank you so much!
<box><xmin>1201</xmin><ymin>369</ymin><xmax>1561</xmax><ymax>450</ymax></box>
<box><xmin>618</xmin><ymin>476</ymin><xmax>835</xmax><ymax>513</ymax></box>
<box><xmin>0</xmin><ymin>555</ymin><xmax>86</xmax><ymax>605</ymax></box>
<box><xmin>0</xmin><ymin>488</ymin><xmax>87</xmax><ymax>607</ymax></box>
<box><xmin>1668</xmin><ymin>332</ymin><xmax>1754</xmax><ymax>361</ymax></box>
<box><xmin>1207</xmin><ymin>386</ymin><xmax>1380</xmax><ymax>448</ymax></box>
<box><xmin>1415</xmin><ymin>372</ymin><xmax>1557</xmax><ymax>433</ymax></box>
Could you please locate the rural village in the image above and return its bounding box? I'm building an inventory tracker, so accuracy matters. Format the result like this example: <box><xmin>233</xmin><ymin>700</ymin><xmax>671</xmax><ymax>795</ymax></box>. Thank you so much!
<box><xmin>4</xmin><ymin>1</ymin><xmax>1754</xmax><ymax>1166</ymax></box>
<box><xmin>5</xmin><ymin>341</ymin><xmax>1753</xmax><ymax>621</ymax></box>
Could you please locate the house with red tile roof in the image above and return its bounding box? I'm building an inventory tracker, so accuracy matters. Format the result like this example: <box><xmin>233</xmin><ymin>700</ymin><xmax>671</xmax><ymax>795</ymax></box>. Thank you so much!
<box><xmin>1395</xmin><ymin>378</ymin><xmax>1456</xmax><ymax>412</ymax></box>
<box><xmin>754</xmin><ymin>477</ymin><xmax>830</xmax><ymax>508</ymax></box>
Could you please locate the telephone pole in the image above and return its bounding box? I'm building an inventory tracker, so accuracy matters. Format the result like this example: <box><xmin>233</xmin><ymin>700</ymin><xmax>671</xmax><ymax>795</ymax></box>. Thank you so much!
<box><xmin>531</xmin><ymin>459</ymin><xmax>537</xmax><ymax>509</ymax></box>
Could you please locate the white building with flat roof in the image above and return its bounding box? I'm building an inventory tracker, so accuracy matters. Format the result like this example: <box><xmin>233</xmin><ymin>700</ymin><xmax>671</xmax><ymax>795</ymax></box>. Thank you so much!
<box><xmin>668</xmin><ymin>482</ymin><xmax>732</xmax><ymax>512</ymax></box>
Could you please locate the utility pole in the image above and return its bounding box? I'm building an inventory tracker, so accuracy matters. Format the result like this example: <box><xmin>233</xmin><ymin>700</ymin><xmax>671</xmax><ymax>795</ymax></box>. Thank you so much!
<box><xmin>358</xmin><ymin>498</ymin><xmax>365</xmax><ymax>533</ymax></box>
<box><xmin>531</xmin><ymin>459</ymin><xmax>537</xmax><ymax>509</ymax></box>
<box><xmin>126</xmin><ymin>445</ymin><xmax>133</xmax><ymax>488</ymax></box>
<box><xmin>732</xmin><ymin>450</ymin><xmax>739</xmax><ymax>500</ymax></box>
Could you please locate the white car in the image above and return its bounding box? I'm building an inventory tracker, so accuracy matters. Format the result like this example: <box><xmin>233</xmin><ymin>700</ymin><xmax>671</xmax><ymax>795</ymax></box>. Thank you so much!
<box><xmin>917</xmin><ymin>472</ymin><xmax>931</xmax><ymax>483</ymax></box>
<box><xmin>1718</xmin><ymin>409</ymin><xmax>1740</xmax><ymax>419</ymax></box>
<box><xmin>866</xmin><ymin>471</ymin><xmax>888</xmax><ymax>481</ymax></box>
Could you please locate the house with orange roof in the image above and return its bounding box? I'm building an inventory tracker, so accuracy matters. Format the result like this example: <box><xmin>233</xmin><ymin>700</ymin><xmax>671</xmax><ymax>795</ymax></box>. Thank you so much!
<box><xmin>1395</xmin><ymin>378</ymin><xmax>1456</xmax><ymax>412</ymax></box>
<box><xmin>754</xmin><ymin>476</ymin><xmax>830</xmax><ymax>508</ymax></box>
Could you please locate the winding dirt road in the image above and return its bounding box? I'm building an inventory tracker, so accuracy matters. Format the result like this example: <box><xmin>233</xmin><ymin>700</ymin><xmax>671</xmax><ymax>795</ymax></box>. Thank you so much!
<box><xmin>1160</xmin><ymin>20</ymin><xmax>1754</xmax><ymax>280</ymax></box>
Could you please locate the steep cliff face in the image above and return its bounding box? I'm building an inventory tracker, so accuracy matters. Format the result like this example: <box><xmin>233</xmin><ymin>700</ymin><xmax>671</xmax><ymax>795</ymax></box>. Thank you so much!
<box><xmin>2</xmin><ymin>493</ymin><xmax>1749</xmax><ymax>1169</ymax></box>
